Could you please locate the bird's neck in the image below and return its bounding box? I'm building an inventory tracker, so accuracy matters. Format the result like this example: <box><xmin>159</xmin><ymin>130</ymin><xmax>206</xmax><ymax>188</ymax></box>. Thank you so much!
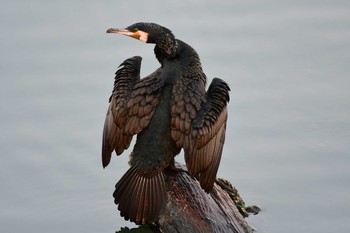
<box><xmin>158</xmin><ymin>39</ymin><xmax>207</xmax><ymax>86</ymax></box>
<box><xmin>154</xmin><ymin>46</ymin><xmax>176</xmax><ymax>64</ymax></box>
<box><xmin>154</xmin><ymin>36</ymin><xmax>178</xmax><ymax>64</ymax></box>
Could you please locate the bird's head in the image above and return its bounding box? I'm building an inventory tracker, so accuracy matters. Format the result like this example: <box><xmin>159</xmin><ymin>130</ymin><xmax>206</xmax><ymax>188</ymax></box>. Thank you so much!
<box><xmin>107</xmin><ymin>22</ymin><xmax>178</xmax><ymax>60</ymax></box>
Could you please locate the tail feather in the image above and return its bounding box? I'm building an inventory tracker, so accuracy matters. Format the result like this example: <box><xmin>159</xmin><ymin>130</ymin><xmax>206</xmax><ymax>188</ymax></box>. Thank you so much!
<box><xmin>113</xmin><ymin>165</ymin><xmax>166</xmax><ymax>224</ymax></box>
<box><xmin>114</xmin><ymin>166</ymin><xmax>138</xmax><ymax>216</ymax></box>
<box><xmin>134</xmin><ymin>176</ymin><xmax>147</xmax><ymax>223</ymax></box>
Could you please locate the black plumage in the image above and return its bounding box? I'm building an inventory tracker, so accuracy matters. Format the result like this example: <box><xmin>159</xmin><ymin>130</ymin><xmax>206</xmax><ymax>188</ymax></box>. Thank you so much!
<box><xmin>103</xmin><ymin>22</ymin><xmax>230</xmax><ymax>224</ymax></box>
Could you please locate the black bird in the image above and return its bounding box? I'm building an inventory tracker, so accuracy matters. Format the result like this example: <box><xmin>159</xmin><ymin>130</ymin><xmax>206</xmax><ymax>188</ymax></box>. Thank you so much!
<box><xmin>102</xmin><ymin>22</ymin><xmax>230</xmax><ymax>224</ymax></box>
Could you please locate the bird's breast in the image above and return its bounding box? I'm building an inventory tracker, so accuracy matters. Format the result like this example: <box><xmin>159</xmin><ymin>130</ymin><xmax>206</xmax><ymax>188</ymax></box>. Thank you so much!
<box><xmin>131</xmin><ymin>82</ymin><xmax>179</xmax><ymax>173</ymax></box>
<box><xmin>162</xmin><ymin>61</ymin><xmax>183</xmax><ymax>86</ymax></box>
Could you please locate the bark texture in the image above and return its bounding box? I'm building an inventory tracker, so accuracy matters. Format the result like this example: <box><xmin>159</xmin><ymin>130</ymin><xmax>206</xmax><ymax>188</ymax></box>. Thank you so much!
<box><xmin>156</xmin><ymin>168</ymin><xmax>256</xmax><ymax>233</ymax></box>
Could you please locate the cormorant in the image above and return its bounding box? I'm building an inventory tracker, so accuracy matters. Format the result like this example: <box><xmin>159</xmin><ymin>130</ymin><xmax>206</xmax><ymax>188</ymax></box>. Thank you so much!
<box><xmin>102</xmin><ymin>22</ymin><xmax>230</xmax><ymax>224</ymax></box>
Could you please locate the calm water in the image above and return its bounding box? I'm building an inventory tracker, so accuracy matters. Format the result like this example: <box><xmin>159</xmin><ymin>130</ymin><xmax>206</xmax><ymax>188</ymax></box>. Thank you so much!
<box><xmin>1</xmin><ymin>1</ymin><xmax>349</xmax><ymax>232</ymax></box>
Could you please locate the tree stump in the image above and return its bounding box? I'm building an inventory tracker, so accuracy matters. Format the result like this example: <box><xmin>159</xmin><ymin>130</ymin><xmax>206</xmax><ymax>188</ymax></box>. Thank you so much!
<box><xmin>117</xmin><ymin>164</ymin><xmax>259</xmax><ymax>233</ymax></box>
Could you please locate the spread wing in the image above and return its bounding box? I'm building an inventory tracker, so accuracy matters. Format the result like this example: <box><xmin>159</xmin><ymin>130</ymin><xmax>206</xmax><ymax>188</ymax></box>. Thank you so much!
<box><xmin>102</xmin><ymin>56</ymin><xmax>163</xmax><ymax>168</ymax></box>
<box><xmin>171</xmin><ymin>77</ymin><xmax>230</xmax><ymax>192</ymax></box>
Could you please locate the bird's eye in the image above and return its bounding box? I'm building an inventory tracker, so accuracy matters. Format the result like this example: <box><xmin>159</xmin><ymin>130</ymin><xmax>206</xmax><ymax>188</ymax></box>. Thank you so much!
<box><xmin>130</xmin><ymin>27</ymin><xmax>138</xmax><ymax>32</ymax></box>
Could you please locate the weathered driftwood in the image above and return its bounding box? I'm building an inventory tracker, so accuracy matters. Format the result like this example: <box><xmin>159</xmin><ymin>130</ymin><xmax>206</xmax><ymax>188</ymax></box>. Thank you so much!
<box><xmin>117</xmin><ymin>164</ymin><xmax>259</xmax><ymax>233</ymax></box>
<box><xmin>158</xmin><ymin>169</ymin><xmax>255</xmax><ymax>233</ymax></box>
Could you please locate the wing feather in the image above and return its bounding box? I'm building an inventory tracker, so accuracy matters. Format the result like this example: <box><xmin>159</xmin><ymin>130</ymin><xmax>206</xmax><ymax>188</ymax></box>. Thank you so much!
<box><xmin>171</xmin><ymin>77</ymin><xmax>230</xmax><ymax>192</ymax></box>
<box><xmin>102</xmin><ymin>56</ymin><xmax>163</xmax><ymax>168</ymax></box>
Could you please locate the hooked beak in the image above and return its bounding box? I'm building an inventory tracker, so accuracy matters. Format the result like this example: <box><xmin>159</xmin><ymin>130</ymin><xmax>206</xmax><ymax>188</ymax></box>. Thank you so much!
<box><xmin>106</xmin><ymin>28</ymin><xmax>148</xmax><ymax>43</ymax></box>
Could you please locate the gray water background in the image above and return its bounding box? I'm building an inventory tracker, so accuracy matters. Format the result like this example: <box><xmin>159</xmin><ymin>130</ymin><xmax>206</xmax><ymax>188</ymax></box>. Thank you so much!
<box><xmin>1</xmin><ymin>1</ymin><xmax>349</xmax><ymax>232</ymax></box>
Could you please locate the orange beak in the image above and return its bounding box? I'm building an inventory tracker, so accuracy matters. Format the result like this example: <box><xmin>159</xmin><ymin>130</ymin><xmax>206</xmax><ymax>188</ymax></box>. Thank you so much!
<box><xmin>106</xmin><ymin>28</ymin><xmax>148</xmax><ymax>42</ymax></box>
